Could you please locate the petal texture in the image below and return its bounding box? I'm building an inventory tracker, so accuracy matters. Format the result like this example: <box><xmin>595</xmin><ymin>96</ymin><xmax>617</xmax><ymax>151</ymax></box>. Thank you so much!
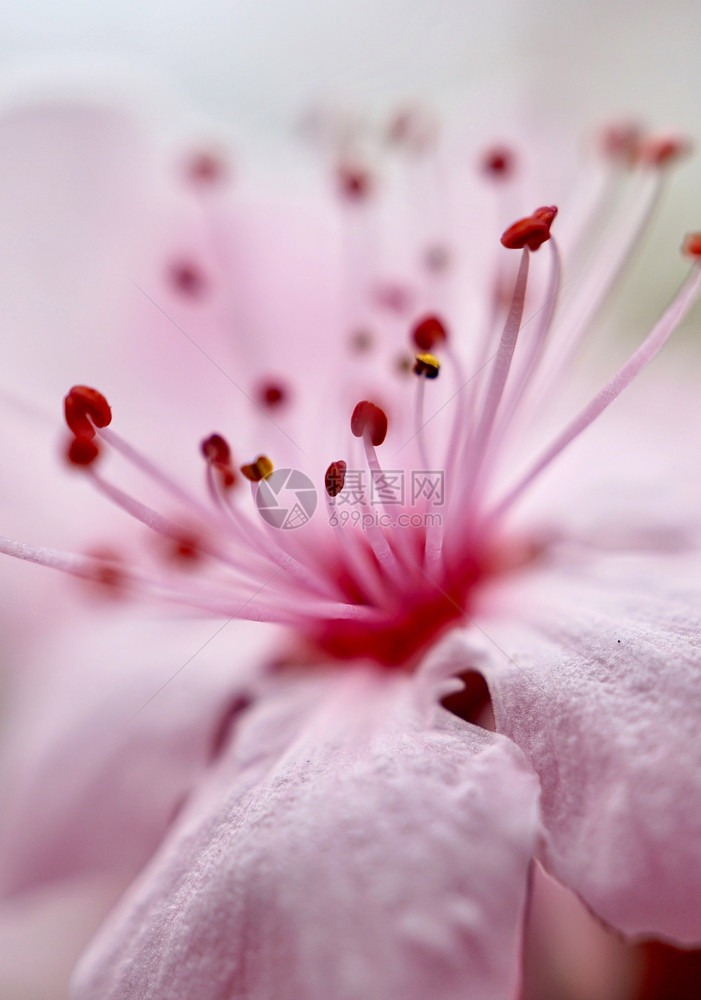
<box><xmin>0</xmin><ymin>611</ymin><xmax>273</xmax><ymax>895</ymax></box>
<box><xmin>72</xmin><ymin>664</ymin><xmax>540</xmax><ymax>1000</ymax></box>
<box><xmin>471</xmin><ymin>546</ymin><xmax>701</xmax><ymax>943</ymax></box>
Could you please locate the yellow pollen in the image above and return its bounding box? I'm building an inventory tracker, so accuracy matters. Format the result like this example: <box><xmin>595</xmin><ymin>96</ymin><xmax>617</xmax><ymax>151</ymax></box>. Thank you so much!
<box><xmin>240</xmin><ymin>455</ymin><xmax>274</xmax><ymax>482</ymax></box>
<box><xmin>413</xmin><ymin>353</ymin><xmax>441</xmax><ymax>379</ymax></box>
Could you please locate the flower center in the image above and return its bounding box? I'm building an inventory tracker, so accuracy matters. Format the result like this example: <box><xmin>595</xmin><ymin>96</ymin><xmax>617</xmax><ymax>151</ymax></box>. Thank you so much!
<box><xmin>2</xmin><ymin>122</ymin><xmax>700</xmax><ymax>670</ymax></box>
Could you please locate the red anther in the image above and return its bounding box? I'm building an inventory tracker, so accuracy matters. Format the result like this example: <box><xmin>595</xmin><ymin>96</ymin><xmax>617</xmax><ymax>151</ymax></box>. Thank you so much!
<box><xmin>337</xmin><ymin>164</ymin><xmax>373</xmax><ymax>201</ymax></box>
<box><xmin>601</xmin><ymin>123</ymin><xmax>643</xmax><ymax>164</ymax></box>
<box><xmin>201</xmin><ymin>433</ymin><xmax>231</xmax><ymax>465</ymax></box>
<box><xmin>350</xmin><ymin>401</ymin><xmax>388</xmax><ymax>446</ymax></box>
<box><xmin>201</xmin><ymin>433</ymin><xmax>237</xmax><ymax>488</ymax></box>
<box><xmin>682</xmin><ymin>233</ymin><xmax>701</xmax><ymax>259</ymax></box>
<box><xmin>170</xmin><ymin>532</ymin><xmax>202</xmax><ymax>563</ymax></box>
<box><xmin>257</xmin><ymin>380</ymin><xmax>287</xmax><ymax>408</ymax></box>
<box><xmin>66</xmin><ymin>436</ymin><xmax>100</xmax><ymax>466</ymax></box>
<box><xmin>481</xmin><ymin>146</ymin><xmax>516</xmax><ymax>179</ymax></box>
<box><xmin>170</xmin><ymin>260</ymin><xmax>206</xmax><ymax>297</ymax></box>
<box><xmin>85</xmin><ymin>549</ymin><xmax>128</xmax><ymax>594</ymax></box>
<box><xmin>325</xmin><ymin>460</ymin><xmax>347</xmax><ymax>498</ymax></box>
<box><xmin>501</xmin><ymin>206</ymin><xmax>558</xmax><ymax>251</ymax></box>
<box><xmin>533</xmin><ymin>205</ymin><xmax>558</xmax><ymax>227</ymax></box>
<box><xmin>412</xmin><ymin>314</ymin><xmax>448</xmax><ymax>351</ymax></box>
<box><xmin>637</xmin><ymin>135</ymin><xmax>691</xmax><ymax>168</ymax></box>
<box><xmin>64</xmin><ymin>386</ymin><xmax>112</xmax><ymax>440</ymax></box>
<box><xmin>187</xmin><ymin>150</ymin><xmax>227</xmax><ymax>185</ymax></box>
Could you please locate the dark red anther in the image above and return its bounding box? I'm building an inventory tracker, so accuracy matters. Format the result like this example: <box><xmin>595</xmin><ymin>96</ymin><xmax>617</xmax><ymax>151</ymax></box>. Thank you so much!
<box><xmin>257</xmin><ymin>381</ymin><xmax>287</xmax><ymax>408</ymax></box>
<box><xmin>170</xmin><ymin>260</ymin><xmax>206</xmax><ymax>297</ymax></box>
<box><xmin>500</xmin><ymin>205</ymin><xmax>558</xmax><ymax>251</ymax></box>
<box><xmin>201</xmin><ymin>433</ymin><xmax>236</xmax><ymax>488</ymax></box>
<box><xmin>412</xmin><ymin>314</ymin><xmax>448</xmax><ymax>351</ymax></box>
<box><xmin>481</xmin><ymin>146</ymin><xmax>516</xmax><ymax>179</ymax></box>
<box><xmin>66</xmin><ymin>436</ymin><xmax>100</xmax><ymax>466</ymax></box>
<box><xmin>350</xmin><ymin>401</ymin><xmax>388</xmax><ymax>446</ymax></box>
<box><xmin>533</xmin><ymin>205</ymin><xmax>558</xmax><ymax>227</ymax></box>
<box><xmin>170</xmin><ymin>532</ymin><xmax>202</xmax><ymax>563</ymax></box>
<box><xmin>325</xmin><ymin>460</ymin><xmax>347</xmax><ymax>498</ymax></box>
<box><xmin>337</xmin><ymin>164</ymin><xmax>373</xmax><ymax>201</ymax></box>
<box><xmin>85</xmin><ymin>549</ymin><xmax>128</xmax><ymax>595</ymax></box>
<box><xmin>201</xmin><ymin>433</ymin><xmax>231</xmax><ymax>465</ymax></box>
<box><xmin>64</xmin><ymin>386</ymin><xmax>112</xmax><ymax>440</ymax></box>
<box><xmin>637</xmin><ymin>135</ymin><xmax>692</xmax><ymax>168</ymax></box>
<box><xmin>682</xmin><ymin>233</ymin><xmax>701</xmax><ymax>259</ymax></box>
<box><xmin>187</xmin><ymin>150</ymin><xmax>228</xmax><ymax>185</ymax></box>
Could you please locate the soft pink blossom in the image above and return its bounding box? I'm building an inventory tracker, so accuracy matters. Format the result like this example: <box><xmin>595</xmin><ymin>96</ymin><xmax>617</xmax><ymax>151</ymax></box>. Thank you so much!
<box><xmin>1</xmin><ymin>105</ymin><xmax>701</xmax><ymax>999</ymax></box>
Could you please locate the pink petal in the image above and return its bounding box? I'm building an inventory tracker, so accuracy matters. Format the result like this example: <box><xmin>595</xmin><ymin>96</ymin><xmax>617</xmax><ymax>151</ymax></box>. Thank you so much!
<box><xmin>0</xmin><ymin>875</ymin><xmax>123</xmax><ymax>1000</ymax></box>
<box><xmin>511</xmin><ymin>360</ymin><xmax>701</xmax><ymax>550</ymax></box>
<box><xmin>470</xmin><ymin>547</ymin><xmax>701</xmax><ymax>943</ymax></box>
<box><xmin>72</xmin><ymin>667</ymin><xmax>540</xmax><ymax>1000</ymax></box>
<box><xmin>0</xmin><ymin>611</ymin><xmax>275</xmax><ymax>895</ymax></box>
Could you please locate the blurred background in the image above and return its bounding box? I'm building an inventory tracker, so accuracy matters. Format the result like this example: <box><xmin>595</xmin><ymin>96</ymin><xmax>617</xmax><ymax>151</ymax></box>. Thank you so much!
<box><xmin>0</xmin><ymin>1</ymin><xmax>700</xmax><ymax>997</ymax></box>
<box><xmin>1</xmin><ymin>0</ymin><xmax>700</xmax><ymax>134</ymax></box>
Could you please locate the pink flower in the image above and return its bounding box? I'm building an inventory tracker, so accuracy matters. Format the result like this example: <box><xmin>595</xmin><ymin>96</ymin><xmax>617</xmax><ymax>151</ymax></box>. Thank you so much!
<box><xmin>2</xmin><ymin>108</ymin><xmax>701</xmax><ymax>998</ymax></box>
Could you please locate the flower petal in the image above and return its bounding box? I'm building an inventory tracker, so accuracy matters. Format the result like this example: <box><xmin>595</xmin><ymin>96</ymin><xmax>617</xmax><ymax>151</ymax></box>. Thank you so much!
<box><xmin>0</xmin><ymin>610</ymin><xmax>274</xmax><ymax>895</ymax></box>
<box><xmin>471</xmin><ymin>546</ymin><xmax>701</xmax><ymax>943</ymax></box>
<box><xmin>72</xmin><ymin>666</ymin><xmax>540</xmax><ymax>1000</ymax></box>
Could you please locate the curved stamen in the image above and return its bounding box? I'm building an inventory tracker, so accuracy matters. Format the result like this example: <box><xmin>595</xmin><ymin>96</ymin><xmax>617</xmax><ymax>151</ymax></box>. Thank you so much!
<box><xmin>489</xmin><ymin>259</ymin><xmax>701</xmax><ymax>523</ymax></box>
<box><xmin>462</xmin><ymin>247</ymin><xmax>530</xmax><ymax>489</ymax></box>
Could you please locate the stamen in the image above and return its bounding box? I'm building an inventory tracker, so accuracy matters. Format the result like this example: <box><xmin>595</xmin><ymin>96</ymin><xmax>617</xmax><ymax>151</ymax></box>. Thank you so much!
<box><xmin>240</xmin><ymin>455</ymin><xmax>274</xmax><ymax>482</ymax></box>
<box><xmin>350</xmin><ymin>401</ymin><xmax>388</xmax><ymax>446</ymax></box>
<box><xmin>529</xmin><ymin>140</ymin><xmax>687</xmax><ymax>392</ymax></box>
<box><xmin>601</xmin><ymin>122</ymin><xmax>643</xmax><ymax>167</ymax></box>
<box><xmin>412</xmin><ymin>314</ymin><xmax>448</xmax><ymax>351</ymax></box>
<box><xmin>337</xmin><ymin>164</ymin><xmax>373</xmax><ymax>202</ymax></box>
<box><xmin>66</xmin><ymin>436</ymin><xmax>100</xmax><ymax>466</ymax></box>
<box><xmin>413</xmin><ymin>353</ymin><xmax>441</xmax><ymax>379</ymax></box>
<box><xmin>64</xmin><ymin>386</ymin><xmax>112</xmax><ymax>440</ymax></box>
<box><xmin>637</xmin><ymin>135</ymin><xmax>692</xmax><ymax>168</ymax></box>
<box><xmin>500</xmin><ymin>206</ymin><xmax>557</xmax><ymax>251</ymax></box>
<box><xmin>324</xmin><ymin>461</ymin><xmax>389</xmax><ymax>605</ymax></box>
<box><xmin>481</xmin><ymin>146</ymin><xmax>516</xmax><ymax>180</ymax></box>
<box><xmin>413</xmin><ymin>356</ymin><xmax>440</xmax><ymax>471</ymax></box>
<box><xmin>325</xmin><ymin>460</ymin><xmax>347</xmax><ymax>498</ymax></box>
<box><xmin>682</xmin><ymin>232</ymin><xmax>701</xmax><ymax>258</ymax></box>
<box><xmin>492</xmin><ymin>236</ymin><xmax>563</xmax><ymax>436</ymax></box>
<box><xmin>186</xmin><ymin>150</ymin><xmax>228</xmax><ymax>186</ymax></box>
<box><xmin>201</xmin><ymin>432</ymin><xmax>231</xmax><ymax>465</ymax></box>
<box><xmin>169</xmin><ymin>260</ymin><xmax>207</xmax><ymax>297</ymax></box>
<box><xmin>256</xmin><ymin>381</ymin><xmax>288</xmax><ymax>408</ymax></box>
<box><xmin>464</xmin><ymin>248</ymin><xmax>531</xmax><ymax>485</ymax></box>
<box><xmin>490</xmin><ymin>254</ymin><xmax>701</xmax><ymax>522</ymax></box>
<box><xmin>0</xmin><ymin>535</ymin><xmax>127</xmax><ymax>586</ymax></box>
<box><xmin>201</xmin><ymin>433</ymin><xmax>237</xmax><ymax>489</ymax></box>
